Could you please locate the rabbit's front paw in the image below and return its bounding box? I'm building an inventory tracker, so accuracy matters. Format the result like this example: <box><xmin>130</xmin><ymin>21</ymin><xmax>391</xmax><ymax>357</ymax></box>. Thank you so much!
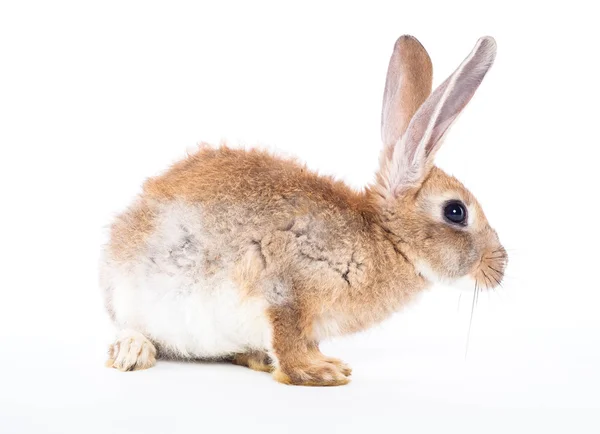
<box><xmin>273</xmin><ymin>360</ymin><xmax>350</xmax><ymax>386</ymax></box>
<box><xmin>105</xmin><ymin>330</ymin><xmax>157</xmax><ymax>372</ymax></box>
<box><xmin>322</xmin><ymin>356</ymin><xmax>352</xmax><ymax>377</ymax></box>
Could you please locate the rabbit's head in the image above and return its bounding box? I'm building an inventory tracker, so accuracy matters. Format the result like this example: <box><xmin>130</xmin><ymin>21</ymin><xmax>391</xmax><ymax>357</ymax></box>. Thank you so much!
<box><xmin>371</xmin><ymin>36</ymin><xmax>507</xmax><ymax>288</ymax></box>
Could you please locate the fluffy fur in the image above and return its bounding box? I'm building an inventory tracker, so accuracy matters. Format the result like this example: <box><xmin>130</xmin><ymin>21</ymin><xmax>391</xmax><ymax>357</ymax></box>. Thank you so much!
<box><xmin>100</xmin><ymin>35</ymin><xmax>507</xmax><ymax>386</ymax></box>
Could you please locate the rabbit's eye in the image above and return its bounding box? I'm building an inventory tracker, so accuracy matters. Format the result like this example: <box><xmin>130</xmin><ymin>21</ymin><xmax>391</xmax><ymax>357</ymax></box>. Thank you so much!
<box><xmin>443</xmin><ymin>201</ymin><xmax>467</xmax><ymax>226</ymax></box>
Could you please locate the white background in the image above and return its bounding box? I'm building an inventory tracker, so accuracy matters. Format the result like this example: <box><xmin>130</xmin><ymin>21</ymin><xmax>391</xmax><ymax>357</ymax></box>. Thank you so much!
<box><xmin>1</xmin><ymin>1</ymin><xmax>599</xmax><ymax>433</ymax></box>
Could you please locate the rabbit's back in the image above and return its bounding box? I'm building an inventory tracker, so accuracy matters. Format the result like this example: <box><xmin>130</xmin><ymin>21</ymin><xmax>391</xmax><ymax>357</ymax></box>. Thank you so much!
<box><xmin>143</xmin><ymin>145</ymin><xmax>368</xmax><ymax>219</ymax></box>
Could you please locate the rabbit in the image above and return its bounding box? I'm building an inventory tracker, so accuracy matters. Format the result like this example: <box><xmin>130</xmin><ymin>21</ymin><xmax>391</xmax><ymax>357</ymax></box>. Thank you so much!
<box><xmin>100</xmin><ymin>35</ymin><xmax>507</xmax><ymax>386</ymax></box>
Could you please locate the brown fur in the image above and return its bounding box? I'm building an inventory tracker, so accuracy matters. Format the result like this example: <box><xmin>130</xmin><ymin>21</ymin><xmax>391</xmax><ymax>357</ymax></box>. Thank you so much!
<box><xmin>103</xmin><ymin>36</ymin><xmax>505</xmax><ymax>386</ymax></box>
<box><xmin>107</xmin><ymin>198</ymin><xmax>156</xmax><ymax>261</ymax></box>
<box><xmin>109</xmin><ymin>145</ymin><xmax>431</xmax><ymax>384</ymax></box>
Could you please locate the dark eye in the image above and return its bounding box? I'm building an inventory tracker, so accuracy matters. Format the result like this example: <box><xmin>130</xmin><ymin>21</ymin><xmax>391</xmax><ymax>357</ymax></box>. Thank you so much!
<box><xmin>443</xmin><ymin>201</ymin><xmax>467</xmax><ymax>225</ymax></box>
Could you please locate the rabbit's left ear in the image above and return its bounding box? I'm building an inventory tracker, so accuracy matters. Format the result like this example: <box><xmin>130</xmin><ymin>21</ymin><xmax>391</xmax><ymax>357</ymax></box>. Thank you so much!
<box><xmin>381</xmin><ymin>36</ymin><xmax>497</xmax><ymax>197</ymax></box>
<box><xmin>380</xmin><ymin>35</ymin><xmax>433</xmax><ymax>163</ymax></box>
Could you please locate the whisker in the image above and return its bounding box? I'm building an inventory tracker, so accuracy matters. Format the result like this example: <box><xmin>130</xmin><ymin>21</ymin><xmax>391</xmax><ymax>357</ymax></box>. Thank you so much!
<box><xmin>481</xmin><ymin>270</ymin><xmax>493</xmax><ymax>289</ymax></box>
<box><xmin>465</xmin><ymin>281</ymin><xmax>477</xmax><ymax>359</ymax></box>
<box><xmin>492</xmin><ymin>247</ymin><xmax>516</xmax><ymax>253</ymax></box>
<box><xmin>489</xmin><ymin>272</ymin><xmax>502</xmax><ymax>288</ymax></box>
<box><xmin>487</xmin><ymin>265</ymin><xmax>509</xmax><ymax>285</ymax></box>
<box><xmin>488</xmin><ymin>266</ymin><xmax>502</xmax><ymax>274</ymax></box>
<box><xmin>485</xmin><ymin>255</ymin><xmax>507</xmax><ymax>261</ymax></box>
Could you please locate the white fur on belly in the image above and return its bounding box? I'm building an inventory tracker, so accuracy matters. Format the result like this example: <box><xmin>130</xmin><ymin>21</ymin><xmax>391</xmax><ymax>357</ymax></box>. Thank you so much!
<box><xmin>103</xmin><ymin>202</ymin><xmax>272</xmax><ymax>359</ymax></box>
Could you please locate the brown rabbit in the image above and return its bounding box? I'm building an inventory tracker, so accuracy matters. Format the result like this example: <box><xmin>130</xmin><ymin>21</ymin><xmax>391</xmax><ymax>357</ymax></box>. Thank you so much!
<box><xmin>100</xmin><ymin>35</ymin><xmax>507</xmax><ymax>386</ymax></box>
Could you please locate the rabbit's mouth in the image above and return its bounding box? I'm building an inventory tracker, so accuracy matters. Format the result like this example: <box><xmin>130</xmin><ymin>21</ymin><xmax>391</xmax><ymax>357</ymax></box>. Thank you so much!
<box><xmin>472</xmin><ymin>246</ymin><xmax>508</xmax><ymax>289</ymax></box>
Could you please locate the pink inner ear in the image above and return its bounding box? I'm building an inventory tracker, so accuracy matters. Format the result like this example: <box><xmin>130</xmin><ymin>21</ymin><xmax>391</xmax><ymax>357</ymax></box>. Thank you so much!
<box><xmin>404</xmin><ymin>36</ymin><xmax>497</xmax><ymax>165</ymax></box>
<box><xmin>424</xmin><ymin>114</ymin><xmax>457</xmax><ymax>157</ymax></box>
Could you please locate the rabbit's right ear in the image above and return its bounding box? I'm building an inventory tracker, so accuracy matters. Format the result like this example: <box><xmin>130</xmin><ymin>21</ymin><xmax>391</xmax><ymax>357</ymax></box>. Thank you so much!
<box><xmin>380</xmin><ymin>35</ymin><xmax>433</xmax><ymax>163</ymax></box>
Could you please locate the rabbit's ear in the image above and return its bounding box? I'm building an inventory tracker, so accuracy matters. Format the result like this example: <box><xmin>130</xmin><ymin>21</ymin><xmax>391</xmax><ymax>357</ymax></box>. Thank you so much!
<box><xmin>381</xmin><ymin>35</ymin><xmax>433</xmax><ymax>162</ymax></box>
<box><xmin>383</xmin><ymin>36</ymin><xmax>497</xmax><ymax>196</ymax></box>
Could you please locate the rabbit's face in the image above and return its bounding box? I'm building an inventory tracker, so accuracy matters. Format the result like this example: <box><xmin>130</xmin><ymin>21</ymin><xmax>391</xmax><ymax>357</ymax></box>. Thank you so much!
<box><xmin>374</xmin><ymin>34</ymin><xmax>502</xmax><ymax>287</ymax></box>
<box><xmin>389</xmin><ymin>166</ymin><xmax>507</xmax><ymax>289</ymax></box>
